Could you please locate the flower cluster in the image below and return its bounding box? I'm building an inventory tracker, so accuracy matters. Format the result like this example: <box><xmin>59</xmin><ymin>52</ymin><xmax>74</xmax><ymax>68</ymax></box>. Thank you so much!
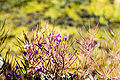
<box><xmin>7</xmin><ymin>72</ymin><xmax>21</xmax><ymax>80</ymax></box>
<box><xmin>54</xmin><ymin>33</ymin><xmax>61</xmax><ymax>42</ymax></box>
<box><xmin>15</xmin><ymin>27</ymin><xmax>78</xmax><ymax>80</ymax></box>
<box><xmin>35</xmin><ymin>65</ymin><xmax>42</xmax><ymax>71</ymax></box>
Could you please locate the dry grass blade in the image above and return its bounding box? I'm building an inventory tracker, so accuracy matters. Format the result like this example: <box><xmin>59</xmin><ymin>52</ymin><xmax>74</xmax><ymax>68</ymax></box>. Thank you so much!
<box><xmin>23</xmin><ymin>31</ymin><xmax>29</xmax><ymax>44</ymax></box>
<box><xmin>0</xmin><ymin>19</ymin><xmax>5</xmax><ymax>31</ymax></box>
<box><xmin>17</xmin><ymin>37</ymin><xmax>25</xmax><ymax>44</ymax></box>
<box><xmin>15</xmin><ymin>58</ymin><xmax>24</xmax><ymax>73</ymax></box>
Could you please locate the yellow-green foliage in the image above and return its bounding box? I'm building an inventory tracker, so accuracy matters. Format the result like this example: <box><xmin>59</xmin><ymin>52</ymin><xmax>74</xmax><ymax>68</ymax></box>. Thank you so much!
<box><xmin>1</xmin><ymin>0</ymin><xmax>120</xmax><ymax>30</ymax></box>
<box><xmin>81</xmin><ymin>0</ymin><xmax>120</xmax><ymax>23</ymax></box>
<box><xmin>0</xmin><ymin>21</ymin><xmax>29</xmax><ymax>66</ymax></box>
<box><xmin>0</xmin><ymin>0</ymin><xmax>120</xmax><ymax>79</ymax></box>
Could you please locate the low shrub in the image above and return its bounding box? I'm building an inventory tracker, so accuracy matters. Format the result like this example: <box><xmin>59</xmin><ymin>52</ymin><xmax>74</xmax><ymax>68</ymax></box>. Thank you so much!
<box><xmin>0</xmin><ymin>21</ymin><xmax>120</xmax><ymax>80</ymax></box>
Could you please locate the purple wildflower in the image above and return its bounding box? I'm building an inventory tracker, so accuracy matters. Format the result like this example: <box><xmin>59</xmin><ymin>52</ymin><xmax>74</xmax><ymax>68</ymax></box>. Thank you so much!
<box><xmin>38</xmin><ymin>67</ymin><xmax>42</xmax><ymax>71</ymax></box>
<box><xmin>48</xmin><ymin>46</ymin><xmax>52</xmax><ymax>49</ymax></box>
<box><xmin>16</xmin><ymin>66</ymin><xmax>18</xmax><ymax>69</ymax></box>
<box><xmin>23</xmin><ymin>51</ymin><xmax>27</xmax><ymax>56</ymax></box>
<box><xmin>58</xmin><ymin>39</ymin><xmax>61</xmax><ymax>42</ymax></box>
<box><xmin>8</xmin><ymin>72</ymin><xmax>21</xmax><ymax>79</ymax></box>
<box><xmin>7</xmin><ymin>76</ymin><xmax>10</xmax><ymax>80</ymax></box>
<box><xmin>14</xmin><ymin>73</ymin><xmax>17</xmax><ymax>76</ymax></box>
<box><xmin>34</xmin><ymin>49</ymin><xmax>38</xmax><ymax>54</ymax></box>
<box><xmin>35</xmin><ymin>65</ymin><xmax>39</xmax><ymax>71</ymax></box>
<box><xmin>35</xmin><ymin>65</ymin><xmax>42</xmax><ymax>71</ymax></box>
<box><xmin>39</xmin><ymin>55</ymin><xmax>41</xmax><ymax>59</ymax></box>
<box><xmin>64</xmin><ymin>36</ymin><xmax>67</xmax><ymax>41</ymax></box>
<box><xmin>40</xmin><ymin>67</ymin><xmax>42</xmax><ymax>71</ymax></box>
<box><xmin>54</xmin><ymin>34</ymin><xmax>61</xmax><ymax>42</ymax></box>
<box><xmin>56</xmin><ymin>34</ymin><xmax>61</xmax><ymax>40</ymax></box>
<box><xmin>17</xmin><ymin>75</ymin><xmax>21</xmax><ymax>78</ymax></box>
<box><xmin>13</xmin><ymin>72</ymin><xmax>15</xmax><ymax>74</ymax></box>
<box><xmin>48</xmin><ymin>33</ymin><xmax>51</xmax><ymax>36</ymax></box>
<box><xmin>56</xmin><ymin>34</ymin><xmax>61</xmax><ymax>37</ymax></box>
<box><xmin>10</xmin><ymin>72</ymin><xmax>13</xmax><ymax>77</ymax></box>
<box><xmin>51</xmin><ymin>58</ymin><xmax>54</xmax><ymax>62</ymax></box>
<box><xmin>38</xmin><ymin>43</ymin><xmax>42</xmax><ymax>47</ymax></box>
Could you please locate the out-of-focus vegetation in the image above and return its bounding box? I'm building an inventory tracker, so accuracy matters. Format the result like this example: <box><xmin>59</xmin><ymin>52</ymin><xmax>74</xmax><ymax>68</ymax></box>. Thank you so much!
<box><xmin>0</xmin><ymin>0</ymin><xmax>120</xmax><ymax>39</ymax></box>
<box><xmin>0</xmin><ymin>0</ymin><xmax>120</xmax><ymax>47</ymax></box>
<box><xmin>1</xmin><ymin>0</ymin><xmax>120</xmax><ymax>28</ymax></box>
<box><xmin>0</xmin><ymin>0</ymin><xmax>120</xmax><ymax>79</ymax></box>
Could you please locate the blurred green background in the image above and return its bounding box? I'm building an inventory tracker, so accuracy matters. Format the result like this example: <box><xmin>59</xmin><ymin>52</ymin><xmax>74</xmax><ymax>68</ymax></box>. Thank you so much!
<box><xmin>1</xmin><ymin>0</ymin><xmax>120</xmax><ymax>29</ymax></box>
<box><xmin>0</xmin><ymin>0</ymin><xmax>120</xmax><ymax>56</ymax></box>
<box><xmin>1</xmin><ymin>0</ymin><xmax>120</xmax><ymax>28</ymax></box>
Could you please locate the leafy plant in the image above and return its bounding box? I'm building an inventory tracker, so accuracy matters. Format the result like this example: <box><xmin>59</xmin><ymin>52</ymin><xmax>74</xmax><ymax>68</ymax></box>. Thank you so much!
<box><xmin>0</xmin><ymin>20</ymin><xmax>21</xmax><ymax>80</ymax></box>
<box><xmin>15</xmin><ymin>23</ymin><xmax>78</xmax><ymax>79</ymax></box>
<box><xmin>0</xmin><ymin>20</ymin><xmax>120</xmax><ymax>80</ymax></box>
